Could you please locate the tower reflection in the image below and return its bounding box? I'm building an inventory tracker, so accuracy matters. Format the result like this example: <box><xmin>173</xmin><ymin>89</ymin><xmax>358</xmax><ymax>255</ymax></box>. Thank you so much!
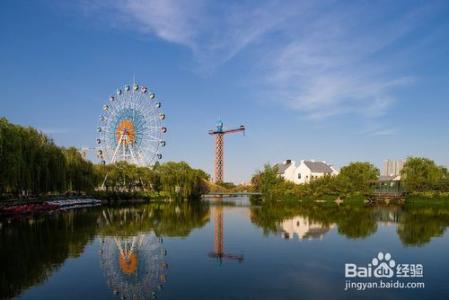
<box><xmin>208</xmin><ymin>205</ymin><xmax>243</xmax><ymax>264</ymax></box>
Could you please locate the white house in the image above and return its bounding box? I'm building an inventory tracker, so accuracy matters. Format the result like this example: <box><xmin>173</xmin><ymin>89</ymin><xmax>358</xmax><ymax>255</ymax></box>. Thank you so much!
<box><xmin>276</xmin><ymin>159</ymin><xmax>338</xmax><ymax>184</ymax></box>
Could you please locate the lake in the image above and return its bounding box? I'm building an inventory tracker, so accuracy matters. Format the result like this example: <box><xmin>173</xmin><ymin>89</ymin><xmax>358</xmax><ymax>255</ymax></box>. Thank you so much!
<box><xmin>1</xmin><ymin>197</ymin><xmax>449</xmax><ymax>300</ymax></box>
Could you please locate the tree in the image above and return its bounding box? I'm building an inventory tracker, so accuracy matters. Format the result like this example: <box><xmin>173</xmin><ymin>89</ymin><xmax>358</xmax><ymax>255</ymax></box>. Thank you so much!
<box><xmin>0</xmin><ymin>118</ymin><xmax>215</xmax><ymax>200</ymax></box>
<box><xmin>401</xmin><ymin>157</ymin><xmax>443</xmax><ymax>192</ymax></box>
<box><xmin>62</xmin><ymin>147</ymin><xmax>97</xmax><ymax>193</ymax></box>
<box><xmin>440</xmin><ymin>166</ymin><xmax>449</xmax><ymax>178</ymax></box>
<box><xmin>338</xmin><ymin>162</ymin><xmax>379</xmax><ymax>193</ymax></box>
<box><xmin>0</xmin><ymin>118</ymin><xmax>99</xmax><ymax>197</ymax></box>
<box><xmin>251</xmin><ymin>164</ymin><xmax>283</xmax><ymax>197</ymax></box>
<box><xmin>155</xmin><ymin>161</ymin><xmax>209</xmax><ymax>199</ymax></box>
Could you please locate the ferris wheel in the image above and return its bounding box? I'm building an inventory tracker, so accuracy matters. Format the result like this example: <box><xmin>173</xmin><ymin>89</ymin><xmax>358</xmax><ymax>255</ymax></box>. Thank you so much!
<box><xmin>96</xmin><ymin>82</ymin><xmax>166</xmax><ymax>166</ymax></box>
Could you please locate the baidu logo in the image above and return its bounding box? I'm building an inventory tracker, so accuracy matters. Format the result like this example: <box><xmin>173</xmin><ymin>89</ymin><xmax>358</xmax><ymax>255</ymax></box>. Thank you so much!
<box><xmin>344</xmin><ymin>252</ymin><xmax>425</xmax><ymax>291</ymax></box>
<box><xmin>345</xmin><ymin>252</ymin><xmax>423</xmax><ymax>279</ymax></box>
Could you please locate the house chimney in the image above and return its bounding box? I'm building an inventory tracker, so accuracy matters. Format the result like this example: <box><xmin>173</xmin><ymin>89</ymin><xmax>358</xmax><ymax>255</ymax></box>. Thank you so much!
<box><xmin>285</xmin><ymin>159</ymin><xmax>292</xmax><ymax>164</ymax></box>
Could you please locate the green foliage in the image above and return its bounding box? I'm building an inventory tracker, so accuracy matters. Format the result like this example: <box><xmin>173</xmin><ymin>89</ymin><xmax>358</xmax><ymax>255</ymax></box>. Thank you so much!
<box><xmin>100</xmin><ymin>161</ymin><xmax>149</xmax><ymax>192</ymax></box>
<box><xmin>155</xmin><ymin>161</ymin><xmax>209</xmax><ymax>199</ymax></box>
<box><xmin>250</xmin><ymin>161</ymin><xmax>379</xmax><ymax>201</ymax></box>
<box><xmin>0</xmin><ymin>118</ymin><xmax>97</xmax><ymax>196</ymax></box>
<box><xmin>0</xmin><ymin>118</ymin><xmax>210</xmax><ymax>200</ymax></box>
<box><xmin>63</xmin><ymin>147</ymin><xmax>98</xmax><ymax>192</ymax></box>
<box><xmin>303</xmin><ymin>175</ymin><xmax>341</xmax><ymax>198</ymax></box>
<box><xmin>99</xmin><ymin>161</ymin><xmax>209</xmax><ymax>200</ymax></box>
<box><xmin>251</xmin><ymin>157</ymin><xmax>449</xmax><ymax>202</ymax></box>
<box><xmin>251</xmin><ymin>164</ymin><xmax>283</xmax><ymax>199</ymax></box>
<box><xmin>401</xmin><ymin>157</ymin><xmax>444</xmax><ymax>192</ymax></box>
<box><xmin>338</xmin><ymin>162</ymin><xmax>379</xmax><ymax>193</ymax></box>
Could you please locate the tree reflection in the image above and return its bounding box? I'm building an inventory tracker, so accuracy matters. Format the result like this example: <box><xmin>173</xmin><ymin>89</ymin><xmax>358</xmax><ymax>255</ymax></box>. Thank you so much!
<box><xmin>2</xmin><ymin>199</ymin><xmax>449</xmax><ymax>300</ymax></box>
<box><xmin>0</xmin><ymin>202</ymin><xmax>209</xmax><ymax>299</ymax></box>
<box><xmin>97</xmin><ymin>202</ymin><xmax>210</xmax><ymax>237</ymax></box>
<box><xmin>397</xmin><ymin>201</ymin><xmax>449</xmax><ymax>246</ymax></box>
<box><xmin>0</xmin><ymin>208</ymin><xmax>99</xmax><ymax>299</ymax></box>
<box><xmin>250</xmin><ymin>200</ymin><xmax>449</xmax><ymax>244</ymax></box>
<box><xmin>250</xmin><ymin>202</ymin><xmax>378</xmax><ymax>240</ymax></box>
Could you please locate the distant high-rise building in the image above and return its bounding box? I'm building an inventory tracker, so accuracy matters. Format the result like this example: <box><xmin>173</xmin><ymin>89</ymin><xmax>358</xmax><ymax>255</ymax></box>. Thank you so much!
<box><xmin>383</xmin><ymin>159</ymin><xmax>405</xmax><ymax>177</ymax></box>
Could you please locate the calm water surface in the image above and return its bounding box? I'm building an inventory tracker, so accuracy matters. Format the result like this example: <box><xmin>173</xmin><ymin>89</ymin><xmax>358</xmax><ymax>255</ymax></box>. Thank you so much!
<box><xmin>1</xmin><ymin>197</ymin><xmax>449</xmax><ymax>300</ymax></box>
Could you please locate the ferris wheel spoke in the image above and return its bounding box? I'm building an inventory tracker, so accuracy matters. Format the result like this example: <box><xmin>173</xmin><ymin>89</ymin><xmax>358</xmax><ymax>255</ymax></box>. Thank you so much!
<box><xmin>141</xmin><ymin>135</ymin><xmax>161</xmax><ymax>142</ymax></box>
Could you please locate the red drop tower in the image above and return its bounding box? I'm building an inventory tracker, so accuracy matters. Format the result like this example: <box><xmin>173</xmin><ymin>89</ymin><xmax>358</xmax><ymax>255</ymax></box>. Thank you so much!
<box><xmin>208</xmin><ymin>120</ymin><xmax>245</xmax><ymax>183</ymax></box>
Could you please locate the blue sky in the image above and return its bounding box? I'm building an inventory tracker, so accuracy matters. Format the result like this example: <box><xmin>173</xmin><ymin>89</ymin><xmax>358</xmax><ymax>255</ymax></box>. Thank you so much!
<box><xmin>1</xmin><ymin>0</ymin><xmax>449</xmax><ymax>183</ymax></box>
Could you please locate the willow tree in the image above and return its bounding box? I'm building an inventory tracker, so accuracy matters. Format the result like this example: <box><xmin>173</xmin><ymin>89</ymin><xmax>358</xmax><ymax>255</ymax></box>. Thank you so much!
<box><xmin>63</xmin><ymin>147</ymin><xmax>97</xmax><ymax>193</ymax></box>
<box><xmin>155</xmin><ymin>161</ymin><xmax>209</xmax><ymax>199</ymax></box>
<box><xmin>0</xmin><ymin>118</ymin><xmax>67</xmax><ymax>195</ymax></box>
<box><xmin>0</xmin><ymin>118</ymin><xmax>97</xmax><ymax>197</ymax></box>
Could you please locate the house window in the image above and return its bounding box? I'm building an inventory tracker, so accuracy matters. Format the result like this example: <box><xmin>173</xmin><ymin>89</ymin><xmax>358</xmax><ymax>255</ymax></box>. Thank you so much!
<box><xmin>298</xmin><ymin>173</ymin><xmax>301</xmax><ymax>179</ymax></box>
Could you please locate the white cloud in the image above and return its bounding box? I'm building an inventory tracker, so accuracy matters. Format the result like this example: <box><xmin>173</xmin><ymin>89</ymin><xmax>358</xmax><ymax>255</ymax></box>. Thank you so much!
<box><xmin>78</xmin><ymin>0</ymin><xmax>204</xmax><ymax>47</ymax></box>
<box><xmin>117</xmin><ymin>0</ymin><xmax>204</xmax><ymax>47</ymax></box>
<box><xmin>76</xmin><ymin>0</ymin><xmax>438</xmax><ymax>121</ymax></box>
<box><xmin>79</xmin><ymin>0</ymin><xmax>294</xmax><ymax>68</ymax></box>
<box><xmin>262</xmin><ymin>3</ymin><xmax>424</xmax><ymax>120</ymax></box>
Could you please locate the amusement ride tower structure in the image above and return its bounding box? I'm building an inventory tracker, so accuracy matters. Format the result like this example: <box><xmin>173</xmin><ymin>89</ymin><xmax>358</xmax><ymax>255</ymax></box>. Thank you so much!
<box><xmin>208</xmin><ymin>121</ymin><xmax>245</xmax><ymax>183</ymax></box>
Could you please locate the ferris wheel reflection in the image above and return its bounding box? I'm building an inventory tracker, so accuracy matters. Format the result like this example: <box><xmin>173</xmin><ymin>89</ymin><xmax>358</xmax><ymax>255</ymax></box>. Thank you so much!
<box><xmin>99</xmin><ymin>209</ymin><xmax>168</xmax><ymax>300</ymax></box>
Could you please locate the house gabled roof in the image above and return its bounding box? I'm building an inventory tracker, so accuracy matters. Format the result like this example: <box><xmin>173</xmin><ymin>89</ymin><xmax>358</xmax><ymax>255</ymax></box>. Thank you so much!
<box><xmin>303</xmin><ymin>160</ymin><xmax>334</xmax><ymax>173</ymax></box>
<box><xmin>276</xmin><ymin>161</ymin><xmax>293</xmax><ymax>174</ymax></box>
